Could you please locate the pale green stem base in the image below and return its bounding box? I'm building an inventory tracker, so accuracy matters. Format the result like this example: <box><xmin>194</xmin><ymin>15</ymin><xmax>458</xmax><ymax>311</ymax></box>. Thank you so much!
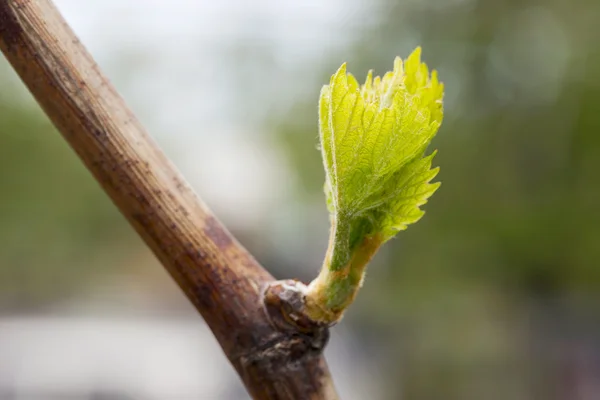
<box><xmin>304</xmin><ymin>230</ymin><xmax>383</xmax><ymax>324</ymax></box>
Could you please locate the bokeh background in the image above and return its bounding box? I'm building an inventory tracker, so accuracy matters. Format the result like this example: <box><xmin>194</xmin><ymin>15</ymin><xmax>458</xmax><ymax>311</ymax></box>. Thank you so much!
<box><xmin>1</xmin><ymin>0</ymin><xmax>600</xmax><ymax>399</ymax></box>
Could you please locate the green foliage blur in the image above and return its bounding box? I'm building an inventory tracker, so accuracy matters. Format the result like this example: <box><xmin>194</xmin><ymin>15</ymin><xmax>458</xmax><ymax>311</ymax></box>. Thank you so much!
<box><xmin>271</xmin><ymin>0</ymin><xmax>600</xmax><ymax>398</ymax></box>
<box><xmin>0</xmin><ymin>66</ymin><xmax>133</xmax><ymax>310</ymax></box>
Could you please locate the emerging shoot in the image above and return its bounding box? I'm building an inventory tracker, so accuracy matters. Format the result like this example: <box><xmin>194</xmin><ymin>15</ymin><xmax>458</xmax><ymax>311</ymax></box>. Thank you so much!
<box><xmin>303</xmin><ymin>47</ymin><xmax>444</xmax><ymax>324</ymax></box>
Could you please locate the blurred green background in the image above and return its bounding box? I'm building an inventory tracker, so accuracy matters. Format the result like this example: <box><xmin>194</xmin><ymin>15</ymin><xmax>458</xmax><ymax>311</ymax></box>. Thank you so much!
<box><xmin>1</xmin><ymin>0</ymin><xmax>599</xmax><ymax>399</ymax></box>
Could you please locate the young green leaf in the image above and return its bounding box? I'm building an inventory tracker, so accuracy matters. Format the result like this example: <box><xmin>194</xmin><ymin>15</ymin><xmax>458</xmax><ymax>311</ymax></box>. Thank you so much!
<box><xmin>305</xmin><ymin>48</ymin><xmax>444</xmax><ymax>323</ymax></box>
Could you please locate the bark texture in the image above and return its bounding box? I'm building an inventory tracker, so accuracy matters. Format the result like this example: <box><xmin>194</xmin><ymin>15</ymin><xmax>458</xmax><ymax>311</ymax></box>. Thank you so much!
<box><xmin>0</xmin><ymin>1</ymin><xmax>338</xmax><ymax>398</ymax></box>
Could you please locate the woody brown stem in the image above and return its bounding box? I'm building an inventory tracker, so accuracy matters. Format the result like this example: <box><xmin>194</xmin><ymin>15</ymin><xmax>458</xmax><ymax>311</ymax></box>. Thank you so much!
<box><xmin>0</xmin><ymin>1</ymin><xmax>338</xmax><ymax>398</ymax></box>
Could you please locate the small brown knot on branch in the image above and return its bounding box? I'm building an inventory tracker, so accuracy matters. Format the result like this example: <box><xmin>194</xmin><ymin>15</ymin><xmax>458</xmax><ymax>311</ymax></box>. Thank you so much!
<box><xmin>262</xmin><ymin>279</ymin><xmax>330</xmax><ymax>352</ymax></box>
